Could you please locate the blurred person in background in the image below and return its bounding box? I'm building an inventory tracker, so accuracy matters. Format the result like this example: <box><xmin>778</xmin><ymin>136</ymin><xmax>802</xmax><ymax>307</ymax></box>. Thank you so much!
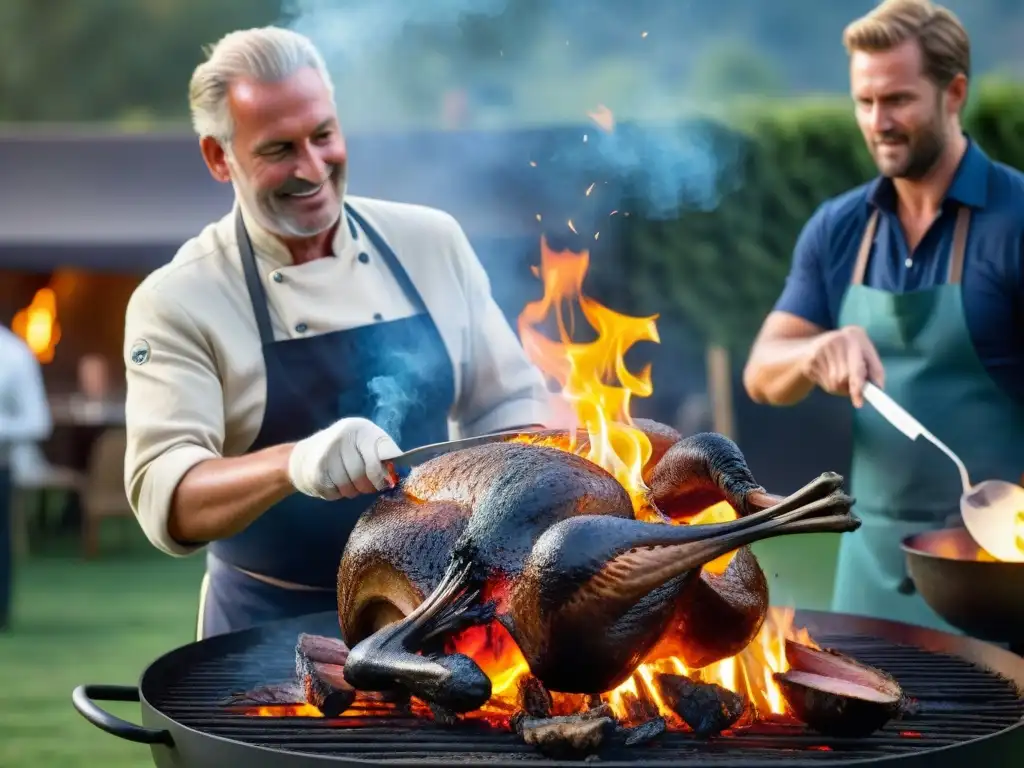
<box><xmin>122</xmin><ymin>27</ymin><xmax>550</xmax><ymax>640</ymax></box>
<box><xmin>742</xmin><ymin>0</ymin><xmax>1024</xmax><ymax>631</ymax></box>
<box><xmin>0</xmin><ymin>324</ymin><xmax>53</xmax><ymax>631</ymax></box>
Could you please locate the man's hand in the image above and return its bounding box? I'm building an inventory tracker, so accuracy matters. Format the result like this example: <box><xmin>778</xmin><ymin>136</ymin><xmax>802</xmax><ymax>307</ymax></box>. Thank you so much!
<box><xmin>288</xmin><ymin>417</ymin><xmax>402</xmax><ymax>501</ymax></box>
<box><xmin>800</xmin><ymin>325</ymin><xmax>885</xmax><ymax>408</ymax></box>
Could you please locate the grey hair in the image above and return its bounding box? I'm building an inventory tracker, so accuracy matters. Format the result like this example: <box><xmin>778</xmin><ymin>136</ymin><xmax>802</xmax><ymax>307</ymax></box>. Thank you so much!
<box><xmin>189</xmin><ymin>27</ymin><xmax>334</xmax><ymax>143</ymax></box>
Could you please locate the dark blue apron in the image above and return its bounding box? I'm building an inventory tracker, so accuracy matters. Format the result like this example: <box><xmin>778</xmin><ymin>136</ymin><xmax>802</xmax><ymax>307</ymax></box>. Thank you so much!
<box><xmin>197</xmin><ymin>203</ymin><xmax>455</xmax><ymax>639</ymax></box>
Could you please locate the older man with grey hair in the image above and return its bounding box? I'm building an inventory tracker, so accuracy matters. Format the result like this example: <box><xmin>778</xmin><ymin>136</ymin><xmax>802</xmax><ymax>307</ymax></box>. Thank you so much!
<box><xmin>122</xmin><ymin>27</ymin><xmax>551</xmax><ymax>639</ymax></box>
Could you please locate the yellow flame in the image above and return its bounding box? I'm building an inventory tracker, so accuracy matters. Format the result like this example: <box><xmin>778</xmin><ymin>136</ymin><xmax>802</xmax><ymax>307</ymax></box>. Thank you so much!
<box><xmin>517</xmin><ymin>239</ymin><xmax>659</xmax><ymax>512</ymax></box>
<box><xmin>12</xmin><ymin>287</ymin><xmax>61</xmax><ymax>363</ymax></box>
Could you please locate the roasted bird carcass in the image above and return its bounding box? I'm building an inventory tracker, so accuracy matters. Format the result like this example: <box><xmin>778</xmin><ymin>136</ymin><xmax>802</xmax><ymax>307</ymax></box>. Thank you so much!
<box><xmin>336</xmin><ymin>419</ymin><xmax>858</xmax><ymax>713</ymax></box>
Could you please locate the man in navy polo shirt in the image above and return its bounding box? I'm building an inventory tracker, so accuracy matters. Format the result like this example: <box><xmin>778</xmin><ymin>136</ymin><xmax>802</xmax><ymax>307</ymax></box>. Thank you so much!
<box><xmin>743</xmin><ymin>0</ymin><xmax>1024</xmax><ymax>632</ymax></box>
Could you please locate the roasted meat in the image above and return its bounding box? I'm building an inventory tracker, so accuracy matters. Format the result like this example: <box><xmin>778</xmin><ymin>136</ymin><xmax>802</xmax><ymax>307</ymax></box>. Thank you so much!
<box><xmin>336</xmin><ymin>420</ymin><xmax>858</xmax><ymax>712</ymax></box>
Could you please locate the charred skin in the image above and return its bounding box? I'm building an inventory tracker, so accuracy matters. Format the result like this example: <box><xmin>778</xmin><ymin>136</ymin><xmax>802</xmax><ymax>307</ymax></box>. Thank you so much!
<box><xmin>638</xmin><ymin>420</ymin><xmax>780</xmax><ymax>670</ymax></box>
<box><xmin>337</xmin><ymin>421</ymin><xmax>857</xmax><ymax>707</ymax></box>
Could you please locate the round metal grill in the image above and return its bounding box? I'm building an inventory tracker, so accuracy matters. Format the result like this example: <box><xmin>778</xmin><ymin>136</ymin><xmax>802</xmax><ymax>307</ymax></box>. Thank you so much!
<box><xmin>141</xmin><ymin>612</ymin><xmax>1024</xmax><ymax>766</ymax></box>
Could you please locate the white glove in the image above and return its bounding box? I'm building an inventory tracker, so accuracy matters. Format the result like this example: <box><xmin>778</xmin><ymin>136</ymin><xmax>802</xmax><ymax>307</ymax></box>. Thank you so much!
<box><xmin>287</xmin><ymin>417</ymin><xmax>402</xmax><ymax>500</ymax></box>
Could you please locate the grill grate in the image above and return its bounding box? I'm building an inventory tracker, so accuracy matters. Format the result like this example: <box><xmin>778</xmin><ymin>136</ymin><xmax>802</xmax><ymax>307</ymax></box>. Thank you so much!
<box><xmin>148</xmin><ymin>622</ymin><xmax>1024</xmax><ymax>765</ymax></box>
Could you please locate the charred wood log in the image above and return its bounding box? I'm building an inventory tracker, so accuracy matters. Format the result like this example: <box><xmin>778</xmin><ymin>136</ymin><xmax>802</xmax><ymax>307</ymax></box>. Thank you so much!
<box><xmin>616</xmin><ymin>715</ymin><xmax>667</xmax><ymax>747</ymax></box>
<box><xmin>517</xmin><ymin>675</ymin><xmax>554</xmax><ymax>718</ymax></box>
<box><xmin>296</xmin><ymin>633</ymin><xmax>349</xmax><ymax>665</ymax></box>
<box><xmin>654</xmin><ymin>672</ymin><xmax>747</xmax><ymax>737</ymax></box>
<box><xmin>512</xmin><ymin>708</ymin><xmax>615</xmax><ymax>759</ymax></box>
<box><xmin>295</xmin><ymin>634</ymin><xmax>356</xmax><ymax>717</ymax></box>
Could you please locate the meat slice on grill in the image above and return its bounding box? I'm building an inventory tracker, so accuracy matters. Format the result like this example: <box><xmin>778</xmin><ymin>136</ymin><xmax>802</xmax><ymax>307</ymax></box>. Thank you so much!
<box><xmin>336</xmin><ymin>420</ymin><xmax>858</xmax><ymax>712</ymax></box>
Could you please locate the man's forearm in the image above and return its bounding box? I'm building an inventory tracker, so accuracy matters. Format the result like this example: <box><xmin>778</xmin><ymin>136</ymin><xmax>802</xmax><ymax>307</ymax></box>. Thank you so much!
<box><xmin>743</xmin><ymin>337</ymin><xmax>819</xmax><ymax>406</ymax></box>
<box><xmin>167</xmin><ymin>443</ymin><xmax>296</xmax><ymax>545</ymax></box>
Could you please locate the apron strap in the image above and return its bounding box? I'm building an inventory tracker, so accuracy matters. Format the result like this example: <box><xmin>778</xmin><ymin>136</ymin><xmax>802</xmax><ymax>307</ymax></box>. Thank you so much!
<box><xmin>852</xmin><ymin>206</ymin><xmax>971</xmax><ymax>287</ymax></box>
<box><xmin>235</xmin><ymin>209</ymin><xmax>276</xmax><ymax>347</ymax></box>
<box><xmin>235</xmin><ymin>202</ymin><xmax>431</xmax><ymax>344</ymax></box>
<box><xmin>947</xmin><ymin>206</ymin><xmax>971</xmax><ymax>285</ymax></box>
<box><xmin>851</xmin><ymin>209</ymin><xmax>879</xmax><ymax>286</ymax></box>
<box><xmin>343</xmin><ymin>203</ymin><xmax>428</xmax><ymax>314</ymax></box>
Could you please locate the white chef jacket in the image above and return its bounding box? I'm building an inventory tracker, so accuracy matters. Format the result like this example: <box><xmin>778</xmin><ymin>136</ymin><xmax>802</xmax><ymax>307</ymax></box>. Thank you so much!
<box><xmin>0</xmin><ymin>326</ymin><xmax>53</xmax><ymax>467</ymax></box>
<box><xmin>122</xmin><ymin>195</ymin><xmax>553</xmax><ymax>556</ymax></box>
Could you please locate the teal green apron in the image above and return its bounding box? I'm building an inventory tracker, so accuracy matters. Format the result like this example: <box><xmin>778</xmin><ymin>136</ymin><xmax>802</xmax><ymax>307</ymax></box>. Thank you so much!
<box><xmin>831</xmin><ymin>205</ymin><xmax>1024</xmax><ymax>632</ymax></box>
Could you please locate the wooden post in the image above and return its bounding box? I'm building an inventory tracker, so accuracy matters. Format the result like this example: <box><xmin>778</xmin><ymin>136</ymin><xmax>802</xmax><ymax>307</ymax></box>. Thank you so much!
<box><xmin>705</xmin><ymin>343</ymin><xmax>737</xmax><ymax>440</ymax></box>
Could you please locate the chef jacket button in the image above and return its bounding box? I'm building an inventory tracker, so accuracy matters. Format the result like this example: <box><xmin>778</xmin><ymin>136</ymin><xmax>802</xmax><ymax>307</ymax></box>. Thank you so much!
<box><xmin>271</xmin><ymin>271</ymin><xmax>283</xmax><ymax>283</ymax></box>
<box><xmin>373</xmin><ymin>312</ymin><xmax>383</xmax><ymax>321</ymax></box>
<box><xmin>295</xmin><ymin>322</ymin><xmax>308</xmax><ymax>334</ymax></box>
<box><xmin>357</xmin><ymin>252</ymin><xmax>370</xmax><ymax>264</ymax></box>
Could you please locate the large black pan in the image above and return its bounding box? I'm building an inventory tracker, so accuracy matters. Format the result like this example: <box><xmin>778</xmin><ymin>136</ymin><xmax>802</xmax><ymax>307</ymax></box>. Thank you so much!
<box><xmin>902</xmin><ymin>526</ymin><xmax>1024</xmax><ymax>654</ymax></box>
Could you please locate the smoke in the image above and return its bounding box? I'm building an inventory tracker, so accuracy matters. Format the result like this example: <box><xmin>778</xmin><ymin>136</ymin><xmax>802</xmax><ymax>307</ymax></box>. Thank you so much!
<box><xmin>284</xmin><ymin>0</ymin><xmax>511</xmax><ymax>57</ymax></box>
<box><xmin>290</xmin><ymin>0</ymin><xmax>752</xmax><ymax>424</ymax></box>
<box><xmin>363</xmin><ymin>347</ymin><xmax>448</xmax><ymax>447</ymax></box>
<box><xmin>367</xmin><ymin>373</ymin><xmax>416</xmax><ymax>445</ymax></box>
<box><xmin>282</xmin><ymin>0</ymin><xmax>743</xmax><ymax>220</ymax></box>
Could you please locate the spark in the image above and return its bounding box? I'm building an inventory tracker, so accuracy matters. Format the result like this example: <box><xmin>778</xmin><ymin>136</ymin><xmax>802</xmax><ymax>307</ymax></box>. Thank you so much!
<box><xmin>529</xmin><ymin>161</ymin><xmax>537</xmax><ymax>167</ymax></box>
<box><xmin>536</xmin><ymin>214</ymin><xmax>542</xmax><ymax>222</ymax></box>
<box><xmin>642</xmin><ymin>31</ymin><xmax>648</xmax><ymax>38</ymax></box>
<box><xmin>585</xmin><ymin>183</ymin><xmax>595</xmax><ymax>196</ymax></box>
<box><xmin>568</xmin><ymin>220</ymin><xmax>578</xmax><ymax>234</ymax></box>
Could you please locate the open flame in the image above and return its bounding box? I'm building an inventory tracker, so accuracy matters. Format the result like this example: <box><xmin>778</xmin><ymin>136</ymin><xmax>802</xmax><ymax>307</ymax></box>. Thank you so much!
<box><xmin>517</xmin><ymin>239</ymin><xmax>659</xmax><ymax>514</ymax></box>
<box><xmin>12</xmin><ymin>287</ymin><xmax>61</xmax><ymax>364</ymax></box>
<box><xmin>247</xmin><ymin>104</ymin><xmax>821</xmax><ymax>732</ymax></box>
<box><xmin>508</xmin><ymin>235</ymin><xmax>819</xmax><ymax>726</ymax></box>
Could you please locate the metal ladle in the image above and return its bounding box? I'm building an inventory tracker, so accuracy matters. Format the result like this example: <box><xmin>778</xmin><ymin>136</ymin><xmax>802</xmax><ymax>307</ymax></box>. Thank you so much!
<box><xmin>863</xmin><ymin>382</ymin><xmax>1024</xmax><ymax>563</ymax></box>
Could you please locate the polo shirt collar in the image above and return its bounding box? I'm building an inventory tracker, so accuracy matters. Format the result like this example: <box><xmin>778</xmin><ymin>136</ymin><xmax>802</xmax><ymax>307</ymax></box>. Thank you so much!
<box><xmin>867</xmin><ymin>135</ymin><xmax>990</xmax><ymax>213</ymax></box>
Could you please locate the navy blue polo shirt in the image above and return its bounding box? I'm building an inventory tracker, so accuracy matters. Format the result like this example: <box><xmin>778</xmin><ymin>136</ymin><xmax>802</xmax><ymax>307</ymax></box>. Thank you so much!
<box><xmin>774</xmin><ymin>139</ymin><xmax>1024</xmax><ymax>404</ymax></box>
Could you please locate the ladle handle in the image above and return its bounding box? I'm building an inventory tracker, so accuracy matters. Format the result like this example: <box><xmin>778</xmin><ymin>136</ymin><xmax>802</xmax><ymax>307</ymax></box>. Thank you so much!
<box><xmin>862</xmin><ymin>383</ymin><xmax>972</xmax><ymax>493</ymax></box>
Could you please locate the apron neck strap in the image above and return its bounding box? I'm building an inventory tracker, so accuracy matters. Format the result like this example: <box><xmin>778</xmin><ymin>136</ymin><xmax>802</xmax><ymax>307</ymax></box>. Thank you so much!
<box><xmin>850</xmin><ymin>205</ymin><xmax>972</xmax><ymax>288</ymax></box>
<box><xmin>947</xmin><ymin>206</ymin><xmax>971</xmax><ymax>285</ymax></box>
<box><xmin>851</xmin><ymin>210</ymin><xmax>879</xmax><ymax>287</ymax></box>
<box><xmin>236</xmin><ymin>208</ymin><xmax>276</xmax><ymax>347</ymax></box>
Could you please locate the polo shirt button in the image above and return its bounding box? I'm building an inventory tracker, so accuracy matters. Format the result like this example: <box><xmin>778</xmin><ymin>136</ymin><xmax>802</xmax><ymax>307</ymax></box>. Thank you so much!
<box><xmin>271</xmin><ymin>271</ymin><xmax>283</xmax><ymax>283</ymax></box>
<box><xmin>295</xmin><ymin>322</ymin><xmax>308</xmax><ymax>334</ymax></box>
<box><xmin>358</xmin><ymin>252</ymin><xmax>370</xmax><ymax>264</ymax></box>
<box><xmin>373</xmin><ymin>312</ymin><xmax>383</xmax><ymax>321</ymax></box>
<box><xmin>905</xmin><ymin>258</ymin><xmax>913</xmax><ymax>268</ymax></box>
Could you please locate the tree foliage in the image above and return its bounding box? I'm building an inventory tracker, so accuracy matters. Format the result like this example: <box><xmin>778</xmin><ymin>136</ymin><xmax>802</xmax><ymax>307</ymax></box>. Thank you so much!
<box><xmin>621</xmin><ymin>77</ymin><xmax>1024</xmax><ymax>354</ymax></box>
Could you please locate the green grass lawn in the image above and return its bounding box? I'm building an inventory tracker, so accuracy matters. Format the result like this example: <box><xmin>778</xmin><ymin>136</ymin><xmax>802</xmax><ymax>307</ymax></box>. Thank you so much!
<box><xmin>0</xmin><ymin>523</ymin><xmax>205</xmax><ymax>768</ymax></box>
<box><xmin>0</xmin><ymin>519</ymin><xmax>840</xmax><ymax>768</ymax></box>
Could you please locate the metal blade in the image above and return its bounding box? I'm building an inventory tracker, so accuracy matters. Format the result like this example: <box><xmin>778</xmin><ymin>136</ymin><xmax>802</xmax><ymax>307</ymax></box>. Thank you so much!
<box><xmin>387</xmin><ymin>431</ymin><xmax>528</xmax><ymax>470</ymax></box>
<box><xmin>387</xmin><ymin>427</ymin><xmax>589</xmax><ymax>470</ymax></box>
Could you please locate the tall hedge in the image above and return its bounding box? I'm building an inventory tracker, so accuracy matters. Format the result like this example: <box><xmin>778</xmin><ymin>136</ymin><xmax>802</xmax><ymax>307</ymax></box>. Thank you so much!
<box><xmin>622</xmin><ymin>76</ymin><xmax>1024</xmax><ymax>356</ymax></box>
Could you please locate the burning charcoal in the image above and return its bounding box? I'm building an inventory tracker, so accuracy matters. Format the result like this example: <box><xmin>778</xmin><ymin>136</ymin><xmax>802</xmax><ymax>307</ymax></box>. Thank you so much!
<box><xmin>654</xmin><ymin>672</ymin><xmax>747</xmax><ymax>738</ymax></box>
<box><xmin>382</xmin><ymin>688</ymin><xmax>413</xmax><ymax>713</ymax></box>
<box><xmin>586</xmin><ymin>693</ymin><xmax>603</xmax><ymax>710</ymax></box>
<box><xmin>581</xmin><ymin>702</ymin><xmax>613</xmax><ymax>720</ymax></box>
<box><xmin>517</xmin><ymin>674</ymin><xmax>553</xmax><ymax>717</ymax></box>
<box><xmin>620</xmin><ymin>690</ymin><xmax>659</xmax><ymax>724</ymax></box>
<box><xmin>220</xmin><ymin>683</ymin><xmax>304</xmax><ymax>708</ymax></box>
<box><xmin>295</xmin><ymin>633</ymin><xmax>349</xmax><ymax>666</ymax></box>
<box><xmin>774</xmin><ymin>640</ymin><xmax>907</xmax><ymax>738</ymax></box>
<box><xmin>429</xmin><ymin>702</ymin><xmax>458</xmax><ymax>726</ymax></box>
<box><xmin>517</xmin><ymin>712</ymin><xmax>614</xmax><ymax>759</ymax></box>
<box><xmin>616</xmin><ymin>715</ymin><xmax>667</xmax><ymax>747</ymax></box>
<box><xmin>295</xmin><ymin>636</ymin><xmax>356</xmax><ymax>717</ymax></box>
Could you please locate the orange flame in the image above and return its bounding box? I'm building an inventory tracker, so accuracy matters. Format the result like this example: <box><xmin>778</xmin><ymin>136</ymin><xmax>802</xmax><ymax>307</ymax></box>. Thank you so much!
<box><xmin>511</xmin><ymin>234</ymin><xmax>817</xmax><ymax>726</ymax></box>
<box><xmin>12</xmin><ymin>287</ymin><xmax>61</xmax><ymax>364</ymax></box>
<box><xmin>517</xmin><ymin>239</ymin><xmax>659</xmax><ymax>514</ymax></box>
<box><xmin>249</xmin><ymin>102</ymin><xmax>821</xmax><ymax>731</ymax></box>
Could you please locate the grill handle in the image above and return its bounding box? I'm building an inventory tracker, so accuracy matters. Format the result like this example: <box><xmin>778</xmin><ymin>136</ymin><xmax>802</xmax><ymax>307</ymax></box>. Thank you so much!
<box><xmin>72</xmin><ymin>685</ymin><xmax>173</xmax><ymax>746</ymax></box>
